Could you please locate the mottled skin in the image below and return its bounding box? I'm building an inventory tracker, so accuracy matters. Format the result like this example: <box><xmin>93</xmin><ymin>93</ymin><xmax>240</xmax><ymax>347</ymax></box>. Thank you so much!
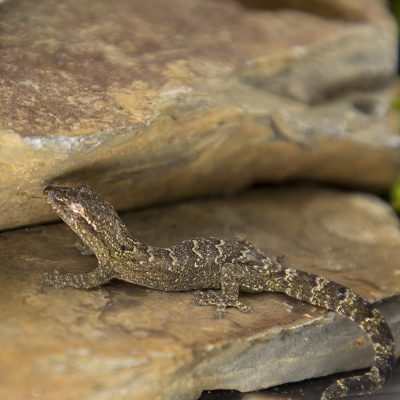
<box><xmin>43</xmin><ymin>185</ymin><xmax>395</xmax><ymax>400</ymax></box>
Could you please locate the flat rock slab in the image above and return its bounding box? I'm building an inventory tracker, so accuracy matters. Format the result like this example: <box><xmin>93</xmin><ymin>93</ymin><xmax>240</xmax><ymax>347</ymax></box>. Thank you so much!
<box><xmin>243</xmin><ymin>358</ymin><xmax>400</xmax><ymax>400</ymax></box>
<box><xmin>0</xmin><ymin>0</ymin><xmax>399</xmax><ymax>230</ymax></box>
<box><xmin>208</xmin><ymin>357</ymin><xmax>400</xmax><ymax>399</ymax></box>
<box><xmin>1</xmin><ymin>186</ymin><xmax>400</xmax><ymax>400</ymax></box>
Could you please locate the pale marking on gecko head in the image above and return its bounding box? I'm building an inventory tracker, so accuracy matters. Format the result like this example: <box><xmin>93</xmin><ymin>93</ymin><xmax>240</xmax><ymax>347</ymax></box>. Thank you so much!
<box><xmin>70</xmin><ymin>202</ymin><xmax>86</xmax><ymax>217</ymax></box>
<box><xmin>69</xmin><ymin>201</ymin><xmax>98</xmax><ymax>230</ymax></box>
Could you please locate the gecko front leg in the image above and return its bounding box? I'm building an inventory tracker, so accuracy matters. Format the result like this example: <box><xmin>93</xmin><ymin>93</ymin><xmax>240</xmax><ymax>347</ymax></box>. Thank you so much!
<box><xmin>192</xmin><ymin>263</ymin><xmax>251</xmax><ymax>318</ymax></box>
<box><xmin>43</xmin><ymin>261</ymin><xmax>114</xmax><ymax>289</ymax></box>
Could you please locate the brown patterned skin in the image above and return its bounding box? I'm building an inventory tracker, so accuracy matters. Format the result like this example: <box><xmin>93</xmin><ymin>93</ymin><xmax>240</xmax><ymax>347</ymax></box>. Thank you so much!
<box><xmin>43</xmin><ymin>185</ymin><xmax>395</xmax><ymax>399</ymax></box>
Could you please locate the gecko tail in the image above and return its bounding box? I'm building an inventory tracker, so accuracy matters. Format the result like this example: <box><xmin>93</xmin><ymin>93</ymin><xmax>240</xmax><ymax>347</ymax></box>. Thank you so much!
<box><xmin>321</xmin><ymin>297</ymin><xmax>394</xmax><ymax>400</ymax></box>
<box><xmin>321</xmin><ymin>371</ymin><xmax>386</xmax><ymax>399</ymax></box>
<box><xmin>320</xmin><ymin>300</ymin><xmax>395</xmax><ymax>399</ymax></box>
<box><xmin>273</xmin><ymin>267</ymin><xmax>395</xmax><ymax>399</ymax></box>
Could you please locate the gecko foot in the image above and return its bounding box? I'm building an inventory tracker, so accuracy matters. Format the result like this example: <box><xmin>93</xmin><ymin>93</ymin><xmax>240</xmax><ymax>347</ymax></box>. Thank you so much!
<box><xmin>192</xmin><ymin>290</ymin><xmax>251</xmax><ymax>318</ymax></box>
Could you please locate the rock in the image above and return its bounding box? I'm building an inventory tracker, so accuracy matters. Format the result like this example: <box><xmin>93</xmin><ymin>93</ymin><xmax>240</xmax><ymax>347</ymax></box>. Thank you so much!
<box><xmin>237</xmin><ymin>343</ymin><xmax>400</xmax><ymax>400</ymax></box>
<box><xmin>0</xmin><ymin>0</ymin><xmax>398</xmax><ymax>230</ymax></box>
<box><xmin>1</xmin><ymin>186</ymin><xmax>400</xmax><ymax>400</ymax></box>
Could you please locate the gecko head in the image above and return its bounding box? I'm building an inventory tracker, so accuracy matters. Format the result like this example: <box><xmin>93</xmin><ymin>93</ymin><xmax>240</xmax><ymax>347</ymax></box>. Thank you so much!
<box><xmin>44</xmin><ymin>185</ymin><xmax>134</xmax><ymax>254</ymax></box>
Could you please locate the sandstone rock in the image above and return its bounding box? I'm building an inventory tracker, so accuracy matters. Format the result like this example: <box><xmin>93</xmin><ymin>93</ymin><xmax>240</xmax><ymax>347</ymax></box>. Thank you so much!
<box><xmin>1</xmin><ymin>187</ymin><xmax>399</xmax><ymax>400</ymax></box>
<box><xmin>0</xmin><ymin>0</ymin><xmax>398</xmax><ymax>230</ymax></box>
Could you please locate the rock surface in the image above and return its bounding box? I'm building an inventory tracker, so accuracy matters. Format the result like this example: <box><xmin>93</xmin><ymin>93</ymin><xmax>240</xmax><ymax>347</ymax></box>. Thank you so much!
<box><xmin>219</xmin><ymin>355</ymin><xmax>400</xmax><ymax>400</ymax></box>
<box><xmin>0</xmin><ymin>0</ymin><xmax>399</xmax><ymax>230</ymax></box>
<box><xmin>1</xmin><ymin>186</ymin><xmax>400</xmax><ymax>400</ymax></box>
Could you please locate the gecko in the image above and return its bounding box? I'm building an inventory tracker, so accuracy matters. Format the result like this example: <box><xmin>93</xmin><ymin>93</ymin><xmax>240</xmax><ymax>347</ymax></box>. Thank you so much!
<box><xmin>42</xmin><ymin>185</ymin><xmax>395</xmax><ymax>400</ymax></box>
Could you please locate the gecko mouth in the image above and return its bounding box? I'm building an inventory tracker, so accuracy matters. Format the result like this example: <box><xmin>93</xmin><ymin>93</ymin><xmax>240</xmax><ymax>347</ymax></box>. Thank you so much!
<box><xmin>43</xmin><ymin>186</ymin><xmax>55</xmax><ymax>196</ymax></box>
<box><xmin>44</xmin><ymin>186</ymin><xmax>68</xmax><ymax>207</ymax></box>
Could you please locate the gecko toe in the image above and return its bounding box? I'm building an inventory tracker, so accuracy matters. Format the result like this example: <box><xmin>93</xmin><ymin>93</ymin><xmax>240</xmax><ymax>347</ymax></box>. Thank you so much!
<box><xmin>215</xmin><ymin>304</ymin><xmax>227</xmax><ymax>318</ymax></box>
<box><xmin>191</xmin><ymin>290</ymin><xmax>208</xmax><ymax>305</ymax></box>
<box><xmin>236</xmin><ymin>302</ymin><xmax>252</xmax><ymax>313</ymax></box>
<box><xmin>43</xmin><ymin>271</ymin><xmax>56</xmax><ymax>284</ymax></box>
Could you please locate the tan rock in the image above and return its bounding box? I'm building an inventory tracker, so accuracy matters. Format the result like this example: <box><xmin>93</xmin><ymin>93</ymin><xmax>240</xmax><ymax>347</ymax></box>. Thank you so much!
<box><xmin>1</xmin><ymin>187</ymin><xmax>399</xmax><ymax>400</ymax></box>
<box><xmin>0</xmin><ymin>0</ymin><xmax>399</xmax><ymax>230</ymax></box>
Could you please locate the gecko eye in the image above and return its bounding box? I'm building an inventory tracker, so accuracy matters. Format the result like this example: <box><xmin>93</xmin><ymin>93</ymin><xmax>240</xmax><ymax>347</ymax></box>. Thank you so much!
<box><xmin>337</xmin><ymin>287</ymin><xmax>347</xmax><ymax>298</ymax></box>
<box><xmin>120</xmin><ymin>245</ymin><xmax>132</xmax><ymax>252</ymax></box>
<box><xmin>276</xmin><ymin>269</ymin><xmax>285</xmax><ymax>276</ymax></box>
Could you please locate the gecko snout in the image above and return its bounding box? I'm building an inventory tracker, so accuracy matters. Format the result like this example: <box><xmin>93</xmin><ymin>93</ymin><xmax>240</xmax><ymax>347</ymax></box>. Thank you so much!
<box><xmin>43</xmin><ymin>185</ymin><xmax>54</xmax><ymax>196</ymax></box>
<box><xmin>43</xmin><ymin>185</ymin><xmax>69</xmax><ymax>206</ymax></box>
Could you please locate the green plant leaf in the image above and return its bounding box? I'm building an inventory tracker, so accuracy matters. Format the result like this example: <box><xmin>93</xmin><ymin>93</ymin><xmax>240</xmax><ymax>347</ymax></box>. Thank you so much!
<box><xmin>390</xmin><ymin>176</ymin><xmax>400</xmax><ymax>211</ymax></box>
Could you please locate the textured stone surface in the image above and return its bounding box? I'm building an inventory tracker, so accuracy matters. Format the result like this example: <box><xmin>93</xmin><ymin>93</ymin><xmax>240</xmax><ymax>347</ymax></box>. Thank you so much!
<box><xmin>1</xmin><ymin>187</ymin><xmax>400</xmax><ymax>400</ymax></box>
<box><xmin>224</xmin><ymin>355</ymin><xmax>400</xmax><ymax>399</ymax></box>
<box><xmin>0</xmin><ymin>0</ymin><xmax>399</xmax><ymax>230</ymax></box>
<box><xmin>201</xmin><ymin>352</ymin><xmax>400</xmax><ymax>400</ymax></box>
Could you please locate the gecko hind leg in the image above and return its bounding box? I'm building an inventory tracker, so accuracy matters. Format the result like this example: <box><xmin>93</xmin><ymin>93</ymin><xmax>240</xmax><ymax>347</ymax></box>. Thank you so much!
<box><xmin>43</xmin><ymin>263</ymin><xmax>114</xmax><ymax>289</ymax></box>
<box><xmin>192</xmin><ymin>263</ymin><xmax>251</xmax><ymax>318</ymax></box>
<box><xmin>192</xmin><ymin>290</ymin><xmax>250</xmax><ymax>318</ymax></box>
